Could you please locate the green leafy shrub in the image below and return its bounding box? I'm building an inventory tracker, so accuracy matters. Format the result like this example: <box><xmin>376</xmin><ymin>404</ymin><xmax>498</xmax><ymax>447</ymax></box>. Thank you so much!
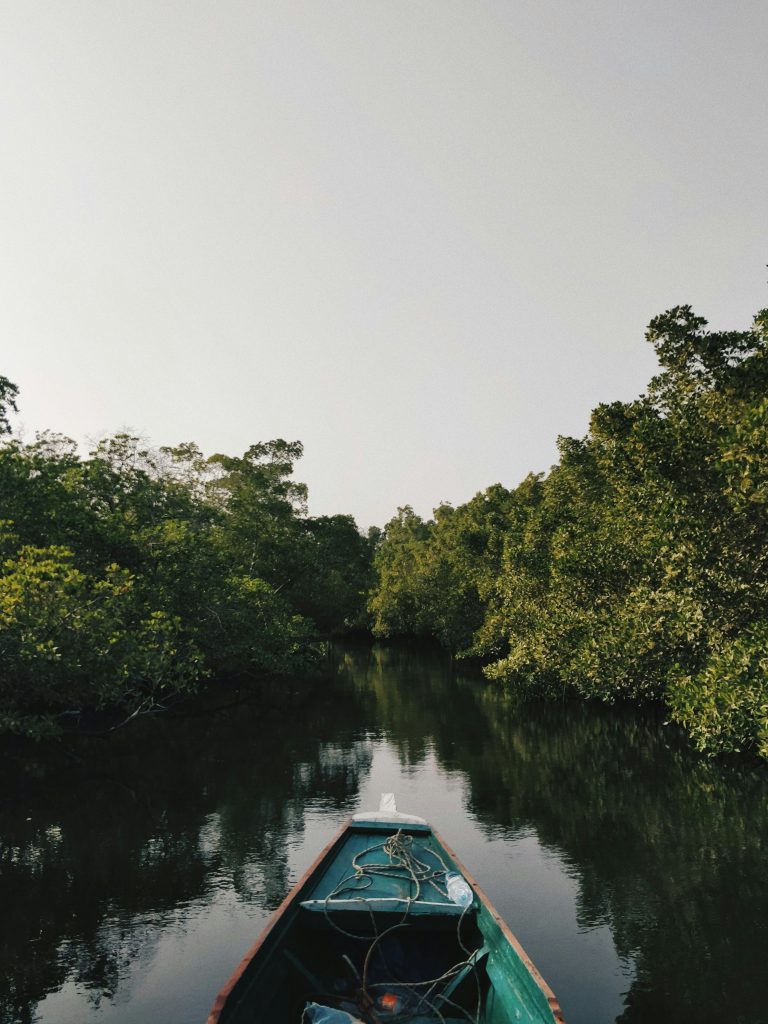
<box><xmin>667</xmin><ymin>625</ymin><xmax>768</xmax><ymax>757</ymax></box>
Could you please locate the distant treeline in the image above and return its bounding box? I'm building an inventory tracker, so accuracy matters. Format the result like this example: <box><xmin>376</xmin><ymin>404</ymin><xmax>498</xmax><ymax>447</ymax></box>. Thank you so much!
<box><xmin>0</xmin><ymin>377</ymin><xmax>376</xmax><ymax>738</ymax></box>
<box><xmin>368</xmin><ymin>305</ymin><xmax>768</xmax><ymax>759</ymax></box>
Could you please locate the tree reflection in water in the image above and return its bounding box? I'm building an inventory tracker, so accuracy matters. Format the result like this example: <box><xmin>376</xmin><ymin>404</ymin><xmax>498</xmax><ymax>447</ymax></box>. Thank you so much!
<box><xmin>1</xmin><ymin>642</ymin><xmax>766</xmax><ymax>1024</ymax></box>
<box><xmin>0</xmin><ymin>674</ymin><xmax>373</xmax><ymax>1024</ymax></box>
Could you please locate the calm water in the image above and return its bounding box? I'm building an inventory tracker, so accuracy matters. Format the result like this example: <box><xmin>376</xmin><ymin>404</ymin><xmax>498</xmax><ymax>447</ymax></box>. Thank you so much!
<box><xmin>1</xmin><ymin>643</ymin><xmax>767</xmax><ymax>1024</ymax></box>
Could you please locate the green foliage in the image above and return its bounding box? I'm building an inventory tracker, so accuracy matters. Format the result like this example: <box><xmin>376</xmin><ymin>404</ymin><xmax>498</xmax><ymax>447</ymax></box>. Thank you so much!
<box><xmin>369</xmin><ymin>488</ymin><xmax>519</xmax><ymax>652</ymax></box>
<box><xmin>297</xmin><ymin>515</ymin><xmax>378</xmax><ymax>632</ymax></box>
<box><xmin>0</xmin><ymin>376</ymin><xmax>19</xmax><ymax>435</ymax></box>
<box><xmin>369</xmin><ymin>304</ymin><xmax>768</xmax><ymax>758</ymax></box>
<box><xmin>369</xmin><ymin>506</ymin><xmax>434</xmax><ymax>639</ymax></box>
<box><xmin>0</xmin><ymin>546</ymin><xmax>202</xmax><ymax>737</ymax></box>
<box><xmin>0</xmin><ymin>389</ymin><xmax>373</xmax><ymax>738</ymax></box>
<box><xmin>667</xmin><ymin>624</ymin><xmax>768</xmax><ymax>757</ymax></box>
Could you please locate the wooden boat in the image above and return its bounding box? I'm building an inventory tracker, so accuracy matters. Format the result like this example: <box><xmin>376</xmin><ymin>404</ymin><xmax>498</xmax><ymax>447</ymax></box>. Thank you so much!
<box><xmin>208</xmin><ymin>795</ymin><xmax>565</xmax><ymax>1024</ymax></box>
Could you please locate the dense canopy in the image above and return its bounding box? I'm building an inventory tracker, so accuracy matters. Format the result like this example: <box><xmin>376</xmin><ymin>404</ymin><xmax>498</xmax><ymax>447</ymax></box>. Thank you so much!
<box><xmin>0</xmin><ymin>395</ymin><xmax>375</xmax><ymax>738</ymax></box>
<box><xmin>368</xmin><ymin>305</ymin><xmax>768</xmax><ymax>759</ymax></box>
<box><xmin>3</xmin><ymin>302</ymin><xmax>768</xmax><ymax>759</ymax></box>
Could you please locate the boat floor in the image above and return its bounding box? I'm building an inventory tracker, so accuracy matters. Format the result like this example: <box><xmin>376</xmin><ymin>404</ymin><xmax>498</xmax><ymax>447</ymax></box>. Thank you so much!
<box><xmin>283</xmin><ymin>910</ymin><xmax>487</xmax><ymax>1023</ymax></box>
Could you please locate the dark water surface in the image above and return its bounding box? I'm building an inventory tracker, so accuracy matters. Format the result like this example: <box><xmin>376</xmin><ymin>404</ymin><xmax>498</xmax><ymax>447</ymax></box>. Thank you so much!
<box><xmin>1</xmin><ymin>643</ymin><xmax>767</xmax><ymax>1024</ymax></box>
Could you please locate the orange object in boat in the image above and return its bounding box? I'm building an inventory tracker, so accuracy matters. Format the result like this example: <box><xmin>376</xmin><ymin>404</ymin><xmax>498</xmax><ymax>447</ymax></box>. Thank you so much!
<box><xmin>377</xmin><ymin>992</ymin><xmax>400</xmax><ymax>1013</ymax></box>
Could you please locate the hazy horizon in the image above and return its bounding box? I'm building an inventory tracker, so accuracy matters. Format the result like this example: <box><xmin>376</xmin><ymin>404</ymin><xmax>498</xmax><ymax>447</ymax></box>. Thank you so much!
<box><xmin>2</xmin><ymin>1</ymin><xmax>766</xmax><ymax>529</ymax></box>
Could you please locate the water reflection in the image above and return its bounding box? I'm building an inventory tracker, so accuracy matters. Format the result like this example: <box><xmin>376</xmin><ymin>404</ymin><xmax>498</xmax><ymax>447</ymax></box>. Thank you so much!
<box><xmin>1</xmin><ymin>643</ymin><xmax>766</xmax><ymax>1024</ymax></box>
<box><xmin>0</xmin><ymin>676</ymin><xmax>372</xmax><ymax>1024</ymax></box>
<box><xmin>338</xmin><ymin>645</ymin><xmax>768</xmax><ymax>1024</ymax></box>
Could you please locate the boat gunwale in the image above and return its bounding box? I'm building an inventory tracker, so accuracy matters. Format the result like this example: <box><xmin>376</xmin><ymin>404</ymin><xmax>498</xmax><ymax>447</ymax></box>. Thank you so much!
<box><xmin>206</xmin><ymin>817</ymin><xmax>566</xmax><ymax>1024</ymax></box>
<box><xmin>206</xmin><ymin>818</ymin><xmax>351</xmax><ymax>1024</ymax></box>
<box><xmin>432</xmin><ymin>826</ymin><xmax>566</xmax><ymax>1024</ymax></box>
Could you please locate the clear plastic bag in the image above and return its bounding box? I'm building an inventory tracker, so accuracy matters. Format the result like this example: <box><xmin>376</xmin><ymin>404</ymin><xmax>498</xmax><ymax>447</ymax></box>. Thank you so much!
<box><xmin>302</xmin><ymin>1001</ymin><xmax>364</xmax><ymax>1024</ymax></box>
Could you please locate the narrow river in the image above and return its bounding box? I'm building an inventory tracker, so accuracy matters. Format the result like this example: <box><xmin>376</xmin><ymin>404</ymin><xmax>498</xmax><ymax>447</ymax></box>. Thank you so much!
<box><xmin>1</xmin><ymin>643</ymin><xmax>766</xmax><ymax>1024</ymax></box>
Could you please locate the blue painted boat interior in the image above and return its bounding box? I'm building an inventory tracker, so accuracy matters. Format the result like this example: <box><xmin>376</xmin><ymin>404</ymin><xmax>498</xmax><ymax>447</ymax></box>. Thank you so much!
<box><xmin>216</xmin><ymin>822</ymin><xmax>561</xmax><ymax>1024</ymax></box>
<box><xmin>302</xmin><ymin>822</ymin><xmax>465</xmax><ymax>913</ymax></box>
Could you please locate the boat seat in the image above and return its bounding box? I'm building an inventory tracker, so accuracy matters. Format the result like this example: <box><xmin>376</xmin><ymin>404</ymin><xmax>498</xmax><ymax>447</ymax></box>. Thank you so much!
<box><xmin>299</xmin><ymin>898</ymin><xmax>476</xmax><ymax>918</ymax></box>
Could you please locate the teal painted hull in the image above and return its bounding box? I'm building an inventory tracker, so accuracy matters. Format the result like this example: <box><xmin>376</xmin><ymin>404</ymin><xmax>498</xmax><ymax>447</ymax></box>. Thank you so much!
<box><xmin>208</xmin><ymin>814</ymin><xmax>565</xmax><ymax>1024</ymax></box>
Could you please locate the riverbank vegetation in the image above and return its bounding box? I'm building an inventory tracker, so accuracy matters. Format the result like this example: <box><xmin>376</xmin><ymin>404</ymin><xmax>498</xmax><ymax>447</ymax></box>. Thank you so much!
<box><xmin>0</xmin><ymin>375</ymin><xmax>375</xmax><ymax>739</ymax></box>
<box><xmin>368</xmin><ymin>305</ymin><xmax>768</xmax><ymax>759</ymax></box>
<box><xmin>4</xmin><ymin>302</ymin><xmax>767</xmax><ymax>759</ymax></box>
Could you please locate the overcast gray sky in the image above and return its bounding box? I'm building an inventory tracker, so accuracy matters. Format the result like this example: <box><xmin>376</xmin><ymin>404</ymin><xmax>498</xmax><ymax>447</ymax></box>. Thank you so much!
<box><xmin>1</xmin><ymin>1</ymin><xmax>766</xmax><ymax>528</ymax></box>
